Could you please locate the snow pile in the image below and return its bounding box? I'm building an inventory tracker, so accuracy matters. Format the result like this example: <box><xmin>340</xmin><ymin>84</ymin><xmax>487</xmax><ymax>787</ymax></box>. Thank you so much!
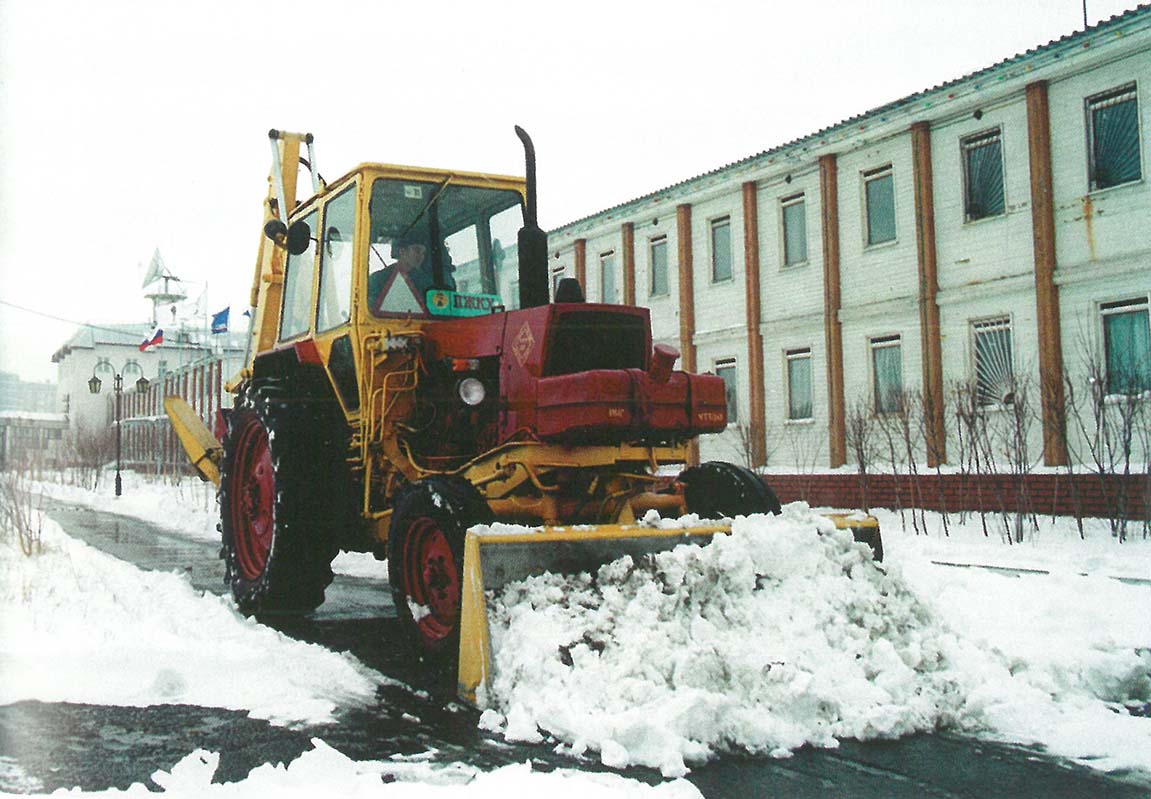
<box><xmin>478</xmin><ymin>505</ymin><xmax>1151</xmax><ymax>776</ymax></box>
<box><xmin>0</xmin><ymin>516</ymin><xmax>379</xmax><ymax>726</ymax></box>
<box><xmin>22</xmin><ymin>739</ymin><xmax>701</xmax><ymax>798</ymax></box>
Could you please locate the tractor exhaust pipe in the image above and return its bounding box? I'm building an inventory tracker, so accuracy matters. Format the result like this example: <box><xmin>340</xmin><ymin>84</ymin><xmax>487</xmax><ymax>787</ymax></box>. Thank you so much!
<box><xmin>515</xmin><ymin>126</ymin><xmax>550</xmax><ymax>309</ymax></box>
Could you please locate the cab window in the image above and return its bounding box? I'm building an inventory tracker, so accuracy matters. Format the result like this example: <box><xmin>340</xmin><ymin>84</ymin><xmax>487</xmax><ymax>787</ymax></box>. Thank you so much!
<box><xmin>366</xmin><ymin>178</ymin><xmax>523</xmax><ymax>318</ymax></box>
<box><xmin>279</xmin><ymin>209</ymin><xmax>318</xmax><ymax>340</ymax></box>
<box><xmin>317</xmin><ymin>185</ymin><xmax>356</xmax><ymax>332</ymax></box>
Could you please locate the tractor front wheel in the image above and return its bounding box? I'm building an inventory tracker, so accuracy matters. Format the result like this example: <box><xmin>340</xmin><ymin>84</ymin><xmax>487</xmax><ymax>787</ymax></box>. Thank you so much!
<box><xmin>388</xmin><ymin>476</ymin><xmax>493</xmax><ymax>676</ymax></box>
<box><xmin>219</xmin><ymin>388</ymin><xmax>343</xmax><ymax>615</ymax></box>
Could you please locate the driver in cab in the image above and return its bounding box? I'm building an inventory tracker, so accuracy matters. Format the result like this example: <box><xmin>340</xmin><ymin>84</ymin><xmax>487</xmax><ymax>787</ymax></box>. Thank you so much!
<box><xmin>370</xmin><ymin>233</ymin><xmax>455</xmax><ymax>314</ymax></box>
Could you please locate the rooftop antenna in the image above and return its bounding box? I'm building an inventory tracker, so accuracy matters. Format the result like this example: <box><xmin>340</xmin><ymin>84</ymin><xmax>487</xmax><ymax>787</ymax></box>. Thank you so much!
<box><xmin>142</xmin><ymin>248</ymin><xmax>187</xmax><ymax>326</ymax></box>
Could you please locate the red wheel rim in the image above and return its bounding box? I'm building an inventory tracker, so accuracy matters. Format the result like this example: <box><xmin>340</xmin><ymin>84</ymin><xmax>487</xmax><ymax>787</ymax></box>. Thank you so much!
<box><xmin>403</xmin><ymin>517</ymin><xmax>460</xmax><ymax>645</ymax></box>
<box><xmin>229</xmin><ymin>415</ymin><xmax>274</xmax><ymax>581</ymax></box>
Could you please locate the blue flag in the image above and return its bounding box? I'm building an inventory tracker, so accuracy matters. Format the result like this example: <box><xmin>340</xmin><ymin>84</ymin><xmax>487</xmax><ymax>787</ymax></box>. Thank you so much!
<box><xmin>211</xmin><ymin>307</ymin><xmax>229</xmax><ymax>334</ymax></box>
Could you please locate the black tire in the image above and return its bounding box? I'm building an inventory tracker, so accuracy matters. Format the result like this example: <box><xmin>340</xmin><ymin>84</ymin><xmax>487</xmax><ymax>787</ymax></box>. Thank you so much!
<box><xmin>678</xmin><ymin>461</ymin><xmax>782</xmax><ymax>518</ymax></box>
<box><xmin>851</xmin><ymin>524</ymin><xmax>884</xmax><ymax>563</ymax></box>
<box><xmin>387</xmin><ymin>476</ymin><xmax>493</xmax><ymax>676</ymax></box>
<box><xmin>218</xmin><ymin>385</ymin><xmax>346</xmax><ymax>615</ymax></box>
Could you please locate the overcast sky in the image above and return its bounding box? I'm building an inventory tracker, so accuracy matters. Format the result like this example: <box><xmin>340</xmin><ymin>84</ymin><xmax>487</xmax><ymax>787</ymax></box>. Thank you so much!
<box><xmin>0</xmin><ymin>0</ymin><xmax>1139</xmax><ymax>383</ymax></box>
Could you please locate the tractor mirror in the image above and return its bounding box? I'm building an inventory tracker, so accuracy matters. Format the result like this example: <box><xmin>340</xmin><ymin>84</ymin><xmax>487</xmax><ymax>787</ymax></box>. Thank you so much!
<box><xmin>286</xmin><ymin>220</ymin><xmax>312</xmax><ymax>255</ymax></box>
<box><xmin>263</xmin><ymin>219</ymin><xmax>288</xmax><ymax>242</ymax></box>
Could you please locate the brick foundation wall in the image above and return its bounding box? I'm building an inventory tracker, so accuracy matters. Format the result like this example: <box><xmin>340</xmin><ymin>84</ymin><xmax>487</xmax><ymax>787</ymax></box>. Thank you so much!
<box><xmin>766</xmin><ymin>471</ymin><xmax>1150</xmax><ymax>519</ymax></box>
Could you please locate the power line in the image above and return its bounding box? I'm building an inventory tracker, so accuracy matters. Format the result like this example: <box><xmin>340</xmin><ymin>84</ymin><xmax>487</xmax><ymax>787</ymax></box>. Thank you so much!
<box><xmin>0</xmin><ymin>298</ymin><xmax>150</xmax><ymax>338</ymax></box>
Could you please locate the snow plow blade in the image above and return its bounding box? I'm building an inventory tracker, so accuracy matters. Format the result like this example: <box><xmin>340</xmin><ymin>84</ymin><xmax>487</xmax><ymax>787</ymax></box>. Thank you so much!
<box><xmin>456</xmin><ymin>522</ymin><xmax>729</xmax><ymax>706</ymax></box>
<box><xmin>163</xmin><ymin>396</ymin><xmax>223</xmax><ymax>486</ymax></box>
<box><xmin>456</xmin><ymin>513</ymin><xmax>883</xmax><ymax>706</ymax></box>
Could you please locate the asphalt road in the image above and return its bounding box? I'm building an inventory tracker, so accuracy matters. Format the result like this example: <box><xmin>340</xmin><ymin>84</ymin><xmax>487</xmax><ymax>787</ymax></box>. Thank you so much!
<box><xmin>1</xmin><ymin>498</ymin><xmax>1147</xmax><ymax>797</ymax></box>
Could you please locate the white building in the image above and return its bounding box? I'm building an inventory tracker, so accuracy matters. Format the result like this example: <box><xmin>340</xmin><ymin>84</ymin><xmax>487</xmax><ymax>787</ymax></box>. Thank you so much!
<box><xmin>546</xmin><ymin>7</ymin><xmax>1151</xmax><ymax>469</ymax></box>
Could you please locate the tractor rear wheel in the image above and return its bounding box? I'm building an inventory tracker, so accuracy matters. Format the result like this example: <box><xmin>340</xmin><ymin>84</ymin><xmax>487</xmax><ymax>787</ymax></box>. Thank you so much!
<box><xmin>678</xmin><ymin>461</ymin><xmax>782</xmax><ymax>518</ymax></box>
<box><xmin>219</xmin><ymin>387</ymin><xmax>344</xmax><ymax>615</ymax></box>
<box><xmin>388</xmin><ymin>476</ymin><xmax>493</xmax><ymax>676</ymax></box>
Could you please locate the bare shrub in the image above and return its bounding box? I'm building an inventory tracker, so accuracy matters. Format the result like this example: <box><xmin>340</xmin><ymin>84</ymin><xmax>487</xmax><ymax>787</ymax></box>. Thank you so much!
<box><xmin>731</xmin><ymin>420</ymin><xmax>779</xmax><ymax>471</ymax></box>
<box><xmin>1065</xmin><ymin>334</ymin><xmax>1147</xmax><ymax>542</ymax></box>
<box><xmin>844</xmin><ymin>399</ymin><xmax>877</xmax><ymax>513</ymax></box>
<box><xmin>952</xmin><ymin>380</ymin><xmax>1001</xmax><ymax>538</ymax></box>
<box><xmin>66</xmin><ymin>425</ymin><xmax>114</xmax><ymax>489</ymax></box>
<box><xmin>782</xmin><ymin>423</ymin><xmax>825</xmax><ymax>503</ymax></box>
<box><xmin>1</xmin><ymin>465</ymin><xmax>44</xmax><ymax>556</ymax></box>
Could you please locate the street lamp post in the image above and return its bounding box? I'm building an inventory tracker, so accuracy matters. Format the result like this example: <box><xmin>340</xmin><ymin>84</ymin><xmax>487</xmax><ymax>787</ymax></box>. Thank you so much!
<box><xmin>89</xmin><ymin>358</ymin><xmax>150</xmax><ymax>497</ymax></box>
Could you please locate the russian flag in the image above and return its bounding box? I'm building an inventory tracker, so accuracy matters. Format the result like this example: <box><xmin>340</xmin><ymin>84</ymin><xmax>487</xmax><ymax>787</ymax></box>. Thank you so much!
<box><xmin>211</xmin><ymin>307</ymin><xmax>229</xmax><ymax>334</ymax></box>
<box><xmin>139</xmin><ymin>327</ymin><xmax>163</xmax><ymax>352</ymax></box>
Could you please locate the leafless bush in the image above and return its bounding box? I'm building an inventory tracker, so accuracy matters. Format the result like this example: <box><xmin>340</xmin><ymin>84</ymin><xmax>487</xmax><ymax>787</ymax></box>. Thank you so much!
<box><xmin>731</xmin><ymin>420</ymin><xmax>779</xmax><ymax>471</ymax></box>
<box><xmin>1065</xmin><ymin>335</ymin><xmax>1147</xmax><ymax>542</ymax></box>
<box><xmin>1</xmin><ymin>465</ymin><xmax>44</xmax><ymax>556</ymax></box>
<box><xmin>845</xmin><ymin>399</ymin><xmax>878</xmax><ymax>513</ymax></box>
<box><xmin>66</xmin><ymin>425</ymin><xmax>114</xmax><ymax>489</ymax></box>
<box><xmin>874</xmin><ymin>397</ymin><xmax>910</xmax><ymax>529</ymax></box>
<box><xmin>782</xmin><ymin>423</ymin><xmax>825</xmax><ymax>503</ymax></box>
<box><xmin>988</xmin><ymin>374</ymin><xmax>1039</xmax><ymax>543</ymax></box>
<box><xmin>952</xmin><ymin>380</ymin><xmax>1002</xmax><ymax>538</ymax></box>
<box><xmin>1043</xmin><ymin>370</ymin><xmax>1085</xmax><ymax>538</ymax></box>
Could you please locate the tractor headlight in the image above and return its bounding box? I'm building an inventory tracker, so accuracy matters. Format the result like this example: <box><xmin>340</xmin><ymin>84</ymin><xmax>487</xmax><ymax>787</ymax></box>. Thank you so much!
<box><xmin>458</xmin><ymin>377</ymin><xmax>486</xmax><ymax>406</ymax></box>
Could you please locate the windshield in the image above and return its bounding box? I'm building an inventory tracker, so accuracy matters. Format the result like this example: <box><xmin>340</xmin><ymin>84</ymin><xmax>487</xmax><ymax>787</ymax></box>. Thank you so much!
<box><xmin>367</xmin><ymin>178</ymin><xmax>523</xmax><ymax>318</ymax></box>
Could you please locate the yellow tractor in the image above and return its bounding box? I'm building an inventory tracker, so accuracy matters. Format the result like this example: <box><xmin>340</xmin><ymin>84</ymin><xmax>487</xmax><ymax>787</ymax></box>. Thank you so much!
<box><xmin>167</xmin><ymin>129</ymin><xmax>881</xmax><ymax>704</ymax></box>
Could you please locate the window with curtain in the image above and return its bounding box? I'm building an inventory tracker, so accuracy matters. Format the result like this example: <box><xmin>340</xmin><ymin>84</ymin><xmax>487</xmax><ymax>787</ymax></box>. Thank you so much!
<box><xmin>1102</xmin><ymin>298</ymin><xmax>1151</xmax><ymax>395</ymax></box>
<box><xmin>715</xmin><ymin>358</ymin><xmax>738</xmax><ymax>423</ymax></box>
<box><xmin>786</xmin><ymin>348</ymin><xmax>813</xmax><ymax>420</ymax></box>
<box><xmin>650</xmin><ymin>236</ymin><xmax>668</xmax><ymax>296</ymax></box>
<box><xmin>864</xmin><ymin>166</ymin><xmax>896</xmax><ymax>245</ymax></box>
<box><xmin>1088</xmin><ymin>84</ymin><xmax>1142</xmax><ymax>190</ymax></box>
<box><xmin>870</xmin><ymin>335</ymin><xmax>903</xmax><ymax>413</ymax></box>
<box><xmin>711</xmin><ymin>217</ymin><xmax>732</xmax><ymax>282</ymax></box>
<box><xmin>962</xmin><ymin>129</ymin><xmax>1005</xmax><ymax>221</ymax></box>
<box><xmin>782</xmin><ymin>195</ymin><xmax>807</xmax><ymax>266</ymax></box>
<box><xmin>600</xmin><ymin>251</ymin><xmax>617</xmax><ymax>303</ymax></box>
<box><xmin>972</xmin><ymin>317</ymin><xmax>1014</xmax><ymax>407</ymax></box>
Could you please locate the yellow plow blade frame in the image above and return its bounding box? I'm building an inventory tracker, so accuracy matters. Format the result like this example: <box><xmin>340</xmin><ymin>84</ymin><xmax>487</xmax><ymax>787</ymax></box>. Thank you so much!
<box><xmin>457</xmin><ymin>522</ymin><xmax>730</xmax><ymax>707</ymax></box>
<box><xmin>163</xmin><ymin>397</ymin><xmax>223</xmax><ymax>486</ymax></box>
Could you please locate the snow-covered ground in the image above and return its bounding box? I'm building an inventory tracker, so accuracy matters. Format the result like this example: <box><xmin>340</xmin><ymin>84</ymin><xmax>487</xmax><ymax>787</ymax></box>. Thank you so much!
<box><xmin>3</xmin><ymin>470</ymin><xmax>1150</xmax><ymax>794</ymax></box>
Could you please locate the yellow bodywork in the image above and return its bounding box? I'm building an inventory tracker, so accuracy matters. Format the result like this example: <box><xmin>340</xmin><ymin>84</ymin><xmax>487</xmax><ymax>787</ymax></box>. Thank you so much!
<box><xmin>163</xmin><ymin>397</ymin><xmax>222</xmax><ymax>486</ymax></box>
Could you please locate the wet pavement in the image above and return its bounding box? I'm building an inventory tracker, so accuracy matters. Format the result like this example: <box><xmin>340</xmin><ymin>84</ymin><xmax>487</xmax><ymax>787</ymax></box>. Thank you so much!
<box><xmin>0</xmin><ymin>498</ymin><xmax>1146</xmax><ymax>797</ymax></box>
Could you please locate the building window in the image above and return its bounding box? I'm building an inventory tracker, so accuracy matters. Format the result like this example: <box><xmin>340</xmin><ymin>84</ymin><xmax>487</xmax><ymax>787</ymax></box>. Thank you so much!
<box><xmin>710</xmin><ymin>216</ymin><xmax>732</xmax><ymax>282</ymax></box>
<box><xmin>962</xmin><ymin>129</ymin><xmax>1005</xmax><ymax>221</ymax></box>
<box><xmin>649</xmin><ymin>236</ymin><xmax>668</xmax><ymax>297</ymax></box>
<box><xmin>508</xmin><ymin>280</ymin><xmax>520</xmax><ymax>310</ymax></box>
<box><xmin>600</xmin><ymin>251</ymin><xmax>617</xmax><ymax>303</ymax></box>
<box><xmin>864</xmin><ymin>166</ymin><xmax>896</xmax><ymax>245</ymax></box>
<box><xmin>781</xmin><ymin>195</ymin><xmax>807</xmax><ymax>266</ymax></box>
<box><xmin>715</xmin><ymin>358</ymin><xmax>738</xmax><ymax>423</ymax></box>
<box><xmin>786</xmin><ymin>348</ymin><xmax>813</xmax><ymax>420</ymax></box>
<box><xmin>972</xmin><ymin>317</ymin><xmax>1014</xmax><ymax>406</ymax></box>
<box><xmin>870</xmin><ymin>335</ymin><xmax>902</xmax><ymax>414</ymax></box>
<box><xmin>1102</xmin><ymin>298</ymin><xmax>1151</xmax><ymax>395</ymax></box>
<box><xmin>551</xmin><ymin>266</ymin><xmax>566</xmax><ymax>299</ymax></box>
<box><xmin>1087</xmin><ymin>84</ymin><xmax>1142</xmax><ymax>190</ymax></box>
